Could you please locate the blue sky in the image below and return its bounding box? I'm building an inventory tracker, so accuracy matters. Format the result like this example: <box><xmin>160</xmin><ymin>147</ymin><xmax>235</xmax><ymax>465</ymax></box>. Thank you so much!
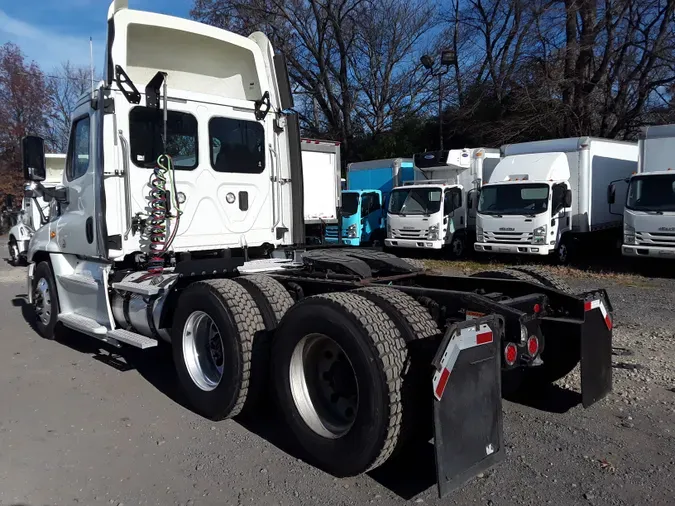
<box><xmin>0</xmin><ymin>0</ymin><xmax>191</xmax><ymax>73</ymax></box>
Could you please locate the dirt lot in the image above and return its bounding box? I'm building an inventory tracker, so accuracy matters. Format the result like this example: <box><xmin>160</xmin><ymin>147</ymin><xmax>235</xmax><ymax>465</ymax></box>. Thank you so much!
<box><xmin>1</xmin><ymin>241</ymin><xmax>674</xmax><ymax>506</ymax></box>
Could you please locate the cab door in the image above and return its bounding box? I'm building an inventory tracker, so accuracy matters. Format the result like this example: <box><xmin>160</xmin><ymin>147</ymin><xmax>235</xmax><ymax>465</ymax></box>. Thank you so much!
<box><xmin>55</xmin><ymin>102</ymin><xmax>107</xmax><ymax>259</ymax></box>
<box><xmin>360</xmin><ymin>191</ymin><xmax>383</xmax><ymax>242</ymax></box>
<box><xmin>443</xmin><ymin>187</ymin><xmax>464</xmax><ymax>242</ymax></box>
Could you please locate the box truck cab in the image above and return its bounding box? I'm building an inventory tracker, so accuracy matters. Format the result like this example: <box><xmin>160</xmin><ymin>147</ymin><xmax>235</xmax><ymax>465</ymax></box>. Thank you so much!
<box><xmin>324</xmin><ymin>158</ymin><xmax>414</xmax><ymax>246</ymax></box>
<box><xmin>385</xmin><ymin>148</ymin><xmax>500</xmax><ymax>257</ymax></box>
<box><xmin>616</xmin><ymin>124</ymin><xmax>675</xmax><ymax>258</ymax></box>
<box><xmin>475</xmin><ymin>138</ymin><xmax>638</xmax><ymax>263</ymax></box>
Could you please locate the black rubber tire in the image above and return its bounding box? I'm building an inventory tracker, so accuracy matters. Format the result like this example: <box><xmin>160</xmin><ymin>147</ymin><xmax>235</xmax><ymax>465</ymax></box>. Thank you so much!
<box><xmin>8</xmin><ymin>237</ymin><xmax>18</xmax><ymax>265</ymax></box>
<box><xmin>234</xmin><ymin>275</ymin><xmax>295</xmax><ymax>411</ymax></box>
<box><xmin>172</xmin><ymin>279</ymin><xmax>264</xmax><ymax>421</ymax></box>
<box><xmin>448</xmin><ymin>233</ymin><xmax>466</xmax><ymax>259</ymax></box>
<box><xmin>355</xmin><ymin>287</ymin><xmax>440</xmax><ymax>450</ymax></box>
<box><xmin>234</xmin><ymin>275</ymin><xmax>294</xmax><ymax>328</ymax></box>
<box><xmin>355</xmin><ymin>286</ymin><xmax>439</xmax><ymax>341</ymax></box>
<box><xmin>272</xmin><ymin>291</ymin><xmax>407</xmax><ymax>476</ymax></box>
<box><xmin>32</xmin><ymin>261</ymin><xmax>60</xmax><ymax>340</ymax></box>
<box><xmin>507</xmin><ymin>265</ymin><xmax>574</xmax><ymax>294</ymax></box>
<box><xmin>400</xmin><ymin>258</ymin><xmax>426</xmax><ymax>271</ymax></box>
<box><xmin>470</xmin><ymin>268</ymin><xmax>542</xmax><ymax>284</ymax></box>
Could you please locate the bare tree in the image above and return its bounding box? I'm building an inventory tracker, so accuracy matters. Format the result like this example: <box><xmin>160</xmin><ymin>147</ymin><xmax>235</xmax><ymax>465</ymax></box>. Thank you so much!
<box><xmin>191</xmin><ymin>0</ymin><xmax>437</xmax><ymax>156</ymax></box>
<box><xmin>48</xmin><ymin>61</ymin><xmax>94</xmax><ymax>153</ymax></box>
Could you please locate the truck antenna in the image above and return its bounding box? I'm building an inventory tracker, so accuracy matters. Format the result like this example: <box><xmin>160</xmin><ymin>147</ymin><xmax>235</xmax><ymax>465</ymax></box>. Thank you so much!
<box><xmin>90</xmin><ymin>37</ymin><xmax>94</xmax><ymax>98</ymax></box>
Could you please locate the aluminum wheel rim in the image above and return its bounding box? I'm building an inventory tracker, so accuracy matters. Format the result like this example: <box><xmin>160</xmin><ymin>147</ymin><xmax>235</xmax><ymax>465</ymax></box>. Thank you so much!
<box><xmin>182</xmin><ymin>311</ymin><xmax>225</xmax><ymax>392</ymax></box>
<box><xmin>289</xmin><ymin>333</ymin><xmax>359</xmax><ymax>439</ymax></box>
<box><xmin>34</xmin><ymin>277</ymin><xmax>51</xmax><ymax>326</ymax></box>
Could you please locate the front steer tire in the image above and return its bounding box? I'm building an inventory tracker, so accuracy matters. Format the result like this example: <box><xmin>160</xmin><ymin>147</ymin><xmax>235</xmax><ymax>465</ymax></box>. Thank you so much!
<box><xmin>172</xmin><ymin>279</ymin><xmax>265</xmax><ymax>421</ymax></box>
<box><xmin>32</xmin><ymin>261</ymin><xmax>60</xmax><ymax>340</ymax></box>
<box><xmin>272</xmin><ymin>291</ymin><xmax>407</xmax><ymax>476</ymax></box>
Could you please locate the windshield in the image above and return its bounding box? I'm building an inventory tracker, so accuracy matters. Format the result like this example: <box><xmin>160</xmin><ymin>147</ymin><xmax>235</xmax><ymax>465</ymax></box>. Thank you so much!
<box><xmin>478</xmin><ymin>183</ymin><xmax>550</xmax><ymax>215</ymax></box>
<box><xmin>342</xmin><ymin>192</ymin><xmax>359</xmax><ymax>217</ymax></box>
<box><xmin>627</xmin><ymin>174</ymin><xmax>675</xmax><ymax>212</ymax></box>
<box><xmin>388</xmin><ymin>187</ymin><xmax>442</xmax><ymax>215</ymax></box>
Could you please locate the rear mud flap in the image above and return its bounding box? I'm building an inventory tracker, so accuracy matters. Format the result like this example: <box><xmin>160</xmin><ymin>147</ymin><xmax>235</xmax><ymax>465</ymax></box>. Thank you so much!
<box><xmin>581</xmin><ymin>292</ymin><xmax>613</xmax><ymax>407</ymax></box>
<box><xmin>431</xmin><ymin>316</ymin><xmax>505</xmax><ymax>498</ymax></box>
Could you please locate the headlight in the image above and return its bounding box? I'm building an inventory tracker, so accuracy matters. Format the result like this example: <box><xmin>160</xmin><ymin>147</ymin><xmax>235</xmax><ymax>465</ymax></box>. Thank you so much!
<box><xmin>533</xmin><ymin>225</ymin><xmax>547</xmax><ymax>244</ymax></box>
<box><xmin>624</xmin><ymin>224</ymin><xmax>635</xmax><ymax>244</ymax></box>
<box><xmin>428</xmin><ymin>224</ymin><xmax>440</xmax><ymax>240</ymax></box>
<box><xmin>346</xmin><ymin>224</ymin><xmax>357</xmax><ymax>238</ymax></box>
<box><xmin>476</xmin><ymin>226</ymin><xmax>484</xmax><ymax>242</ymax></box>
<box><xmin>386</xmin><ymin>221</ymin><xmax>391</xmax><ymax>236</ymax></box>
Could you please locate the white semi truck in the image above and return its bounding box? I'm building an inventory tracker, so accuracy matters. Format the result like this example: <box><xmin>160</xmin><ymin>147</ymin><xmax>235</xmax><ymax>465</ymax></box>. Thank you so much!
<box><xmin>613</xmin><ymin>124</ymin><xmax>675</xmax><ymax>259</ymax></box>
<box><xmin>8</xmin><ymin>153</ymin><xmax>66</xmax><ymax>264</ymax></box>
<box><xmin>474</xmin><ymin>137</ymin><xmax>638</xmax><ymax>264</ymax></box>
<box><xmin>385</xmin><ymin>148</ymin><xmax>500</xmax><ymax>257</ymax></box>
<box><xmin>19</xmin><ymin>1</ymin><xmax>614</xmax><ymax>496</ymax></box>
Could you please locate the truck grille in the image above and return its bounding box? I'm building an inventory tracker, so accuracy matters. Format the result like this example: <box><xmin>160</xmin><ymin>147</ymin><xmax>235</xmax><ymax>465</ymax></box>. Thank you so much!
<box><xmin>636</xmin><ymin>231</ymin><xmax>675</xmax><ymax>247</ymax></box>
<box><xmin>391</xmin><ymin>228</ymin><xmax>428</xmax><ymax>239</ymax></box>
<box><xmin>484</xmin><ymin>231</ymin><xmax>533</xmax><ymax>244</ymax></box>
<box><xmin>324</xmin><ymin>226</ymin><xmax>339</xmax><ymax>238</ymax></box>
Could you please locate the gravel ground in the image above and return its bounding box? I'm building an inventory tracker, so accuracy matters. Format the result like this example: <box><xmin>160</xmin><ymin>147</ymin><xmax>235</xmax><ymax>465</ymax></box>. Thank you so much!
<box><xmin>1</xmin><ymin>241</ymin><xmax>674</xmax><ymax>506</ymax></box>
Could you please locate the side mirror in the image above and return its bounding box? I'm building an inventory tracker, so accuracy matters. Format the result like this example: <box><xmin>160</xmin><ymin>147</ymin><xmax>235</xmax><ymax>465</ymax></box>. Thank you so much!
<box><xmin>22</xmin><ymin>136</ymin><xmax>46</xmax><ymax>182</ymax></box>
<box><xmin>564</xmin><ymin>189</ymin><xmax>573</xmax><ymax>207</ymax></box>
<box><xmin>5</xmin><ymin>194</ymin><xmax>15</xmax><ymax>209</ymax></box>
<box><xmin>607</xmin><ymin>184</ymin><xmax>616</xmax><ymax>205</ymax></box>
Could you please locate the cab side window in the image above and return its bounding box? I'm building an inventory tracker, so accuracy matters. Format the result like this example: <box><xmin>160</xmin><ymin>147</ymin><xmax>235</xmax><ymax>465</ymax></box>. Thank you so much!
<box><xmin>552</xmin><ymin>183</ymin><xmax>566</xmax><ymax>214</ymax></box>
<box><xmin>66</xmin><ymin>116</ymin><xmax>91</xmax><ymax>181</ymax></box>
<box><xmin>361</xmin><ymin>192</ymin><xmax>381</xmax><ymax>215</ymax></box>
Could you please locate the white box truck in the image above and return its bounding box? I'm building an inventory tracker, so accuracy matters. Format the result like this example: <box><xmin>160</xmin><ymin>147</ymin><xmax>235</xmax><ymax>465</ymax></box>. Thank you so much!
<box><xmin>300</xmin><ymin>138</ymin><xmax>342</xmax><ymax>244</ymax></box>
<box><xmin>385</xmin><ymin>148</ymin><xmax>500</xmax><ymax>257</ymax></box>
<box><xmin>474</xmin><ymin>137</ymin><xmax>638</xmax><ymax>263</ymax></box>
<box><xmin>614</xmin><ymin>124</ymin><xmax>675</xmax><ymax>259</ymax></box>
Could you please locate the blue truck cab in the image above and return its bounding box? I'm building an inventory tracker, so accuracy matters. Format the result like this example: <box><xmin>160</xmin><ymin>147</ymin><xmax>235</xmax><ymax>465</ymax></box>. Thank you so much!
<box><xmin>325</xmin><ymin>158</ymin><xmax>415</xmax><ymax>245</ymax></box>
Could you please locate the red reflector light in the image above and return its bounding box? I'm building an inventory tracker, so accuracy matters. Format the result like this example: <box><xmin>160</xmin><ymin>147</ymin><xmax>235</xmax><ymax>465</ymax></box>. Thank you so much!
<box><xmin>504</xmin><ymin>343</ymin><xmax>518</xmax><ymax>366</ymax></box>
<box><xmin>533</xmin><ymin>303</ymin><xmax>541</xmax><ymax>314</ymax></box>
<box><xmin>527</xmin><ymin>336</ymin><xmax>539</xmax><ymax>356</ymax></box>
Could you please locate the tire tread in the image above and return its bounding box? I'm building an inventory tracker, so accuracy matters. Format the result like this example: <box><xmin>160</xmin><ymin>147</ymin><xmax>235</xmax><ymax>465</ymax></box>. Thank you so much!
<box><xmin>193</xmin><ymin>278</ymin><xmax>265</xmax><ymax>418</ymax></box>
<box><xmin>311</xmin><ymin>291</ymin><xmax>407</xmax><ymax>471</ymax></box>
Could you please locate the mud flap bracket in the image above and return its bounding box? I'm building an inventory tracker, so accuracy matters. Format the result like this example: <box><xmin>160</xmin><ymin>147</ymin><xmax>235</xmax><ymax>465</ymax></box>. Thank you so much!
<box><xmin>431</xmin><ymin>315</ymin><xmax>505</xmax><ymax>498</ymax></box>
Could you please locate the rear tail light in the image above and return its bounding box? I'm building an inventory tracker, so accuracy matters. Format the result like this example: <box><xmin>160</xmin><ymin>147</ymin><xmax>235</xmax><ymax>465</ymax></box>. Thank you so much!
<box><xmin>504</xmin><ymin>343</ymin><xmax>518</xmax><ymax>366</ymax></box>
<box><xmin>527</xmin><ymin>336</ymin><xmax>539</xmax><ymax>356</ymax></box>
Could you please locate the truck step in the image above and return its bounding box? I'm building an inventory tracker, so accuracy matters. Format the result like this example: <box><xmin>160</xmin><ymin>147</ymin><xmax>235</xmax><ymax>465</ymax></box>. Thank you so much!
<box><xmin>111</xmin><ymin>281</ymin><xmax>162</xmax><ymax>297</ymax></box>
<box><xmin>58</xmin><ymin>312</ymin><xmax>108</xmax><ymax>335</ymax></box>
<box><xmin>57</xmin><ymin>273</ymin><xmax>99</xmax><ymax>290</ymax></box>
<box><xmin>107</xmin><ymin>329</ymin><xmax>158</xmax><ymax>349</ymax></box>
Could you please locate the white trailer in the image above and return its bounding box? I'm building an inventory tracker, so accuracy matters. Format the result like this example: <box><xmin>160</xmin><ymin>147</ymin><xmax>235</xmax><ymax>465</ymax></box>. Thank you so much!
<box><xmin>8</xmin><ymin>153</ymin><xmax>66</xmax><ymax>264</ymax></box>
<box><xmin>613</xmin><ymin>124</ymin><xmax>675</xmax><ymax>259</ymax></box>
<box><xmin>474</xmin><ymin>137</ymin><xmax>638</xmax><ymax>263</ymax></box>
<box><xmin>385</xmin><ymin>148</ymin><xmax>500</xmax><ymax>257</ymax></box>
<box><xmin>300</xmin><ymin>138</ymin><xmax>342</xmax><ymax>244</ymax></box>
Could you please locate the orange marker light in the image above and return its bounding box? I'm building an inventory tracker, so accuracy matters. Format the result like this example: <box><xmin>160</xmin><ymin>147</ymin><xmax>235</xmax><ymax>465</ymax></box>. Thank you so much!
<box><xmin>50</xmin><ymin>231</ymin><xmax>56</xmax><ymax>239</ymax></box>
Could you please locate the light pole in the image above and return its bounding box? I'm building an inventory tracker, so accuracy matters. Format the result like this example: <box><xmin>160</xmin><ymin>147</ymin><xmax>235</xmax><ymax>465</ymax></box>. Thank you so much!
<box><xmin>421</xmin><ymin>49</ymin><xmax>456</xmax><ymax>151</ymax></box>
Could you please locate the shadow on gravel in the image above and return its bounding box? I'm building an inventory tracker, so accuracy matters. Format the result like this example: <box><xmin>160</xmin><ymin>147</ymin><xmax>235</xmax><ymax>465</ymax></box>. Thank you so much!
<box><xmin>13</xmin><ymin>294</ymin><xmax>192</xmax><ymax>412</ymax></box>
<box><xmin>504</xmin><ymin>384</ymin><xmax>582</xmax><ymax>413</ymax></box>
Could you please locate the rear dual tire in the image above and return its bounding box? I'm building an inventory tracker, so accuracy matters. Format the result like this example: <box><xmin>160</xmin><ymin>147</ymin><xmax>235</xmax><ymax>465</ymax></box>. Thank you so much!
<box><xmin>272</xmin><ymin>292</ymin><xmax>408</xmax><ymax>476</ymax></box>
